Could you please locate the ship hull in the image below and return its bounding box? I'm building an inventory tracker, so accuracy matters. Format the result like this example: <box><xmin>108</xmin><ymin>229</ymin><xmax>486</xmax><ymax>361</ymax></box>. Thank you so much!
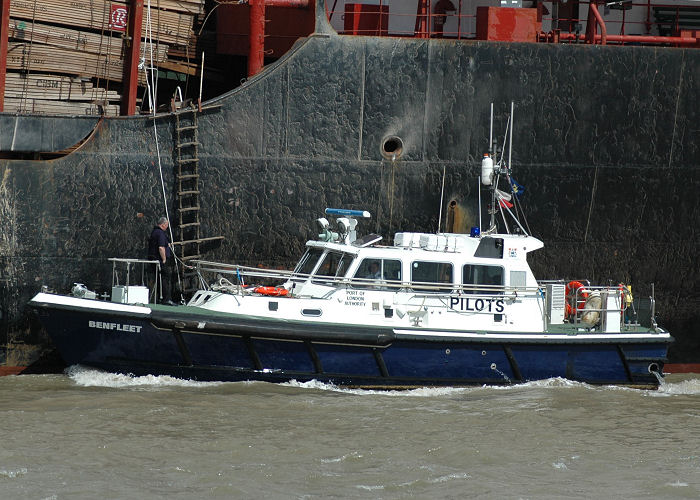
<box><xmin>2</xmin><ymin>31</ymin><xmax>699</xmax><ymax>370</ymax></box>
<box><xmin>30</xmin><ymin>294</ymin><xmax>672</xmax><ymax>388</ymax></box>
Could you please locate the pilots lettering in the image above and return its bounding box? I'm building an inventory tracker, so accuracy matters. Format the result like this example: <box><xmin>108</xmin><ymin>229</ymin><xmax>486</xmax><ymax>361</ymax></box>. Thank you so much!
<box><xmin>449</xmin><ymin>296</ymin><xmax>505</xmax><ymax>313</ymax></box>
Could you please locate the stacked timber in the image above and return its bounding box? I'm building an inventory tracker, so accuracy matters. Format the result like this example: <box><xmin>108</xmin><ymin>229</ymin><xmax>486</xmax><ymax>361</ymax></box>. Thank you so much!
<box><xmin>5</xmin><ymin>0</ymin><xmax>205</xmax><ymax>115</ymax></box>
<box><xmin>3</xmin><ymin>73</ymin><xmax>120</xmax><ymax>115</ymax></box>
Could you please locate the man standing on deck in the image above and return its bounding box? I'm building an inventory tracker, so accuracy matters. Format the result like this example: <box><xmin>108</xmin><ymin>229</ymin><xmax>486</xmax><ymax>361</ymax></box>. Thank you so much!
<box><xmin>148</xmin><ymin>217</ymin><xmax>177</xmax><ymax>306</ymax></box>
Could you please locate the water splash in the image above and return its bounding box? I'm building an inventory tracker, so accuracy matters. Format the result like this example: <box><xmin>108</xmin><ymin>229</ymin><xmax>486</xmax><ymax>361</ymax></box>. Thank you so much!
<box><xmin>282</xmin><ymin>377</ymin><xmax>590</xmax><ymax>396</ymax></box>
<box><xmin>66</xmin><ymin>365</ymin><xmax>221</xmax><ymax>389</ymax></box>
<box><xmin>653</xmin><ymin>375</ymin><xmax>700</xmax><ymax>396</ymax></box>
<box><xmin>64</xmin><ymin>367</ymin><xmax>700</xmax><ymax>395</ymax></box>
<box><xmin>282</xmin><ymin>379</ymin><xmax>470</xmax><ymax>397</ymax></box>
<box><xmin>491</xmin><ymin>363</ymin><xmax>511</xmax><ymax>383</ymax></box>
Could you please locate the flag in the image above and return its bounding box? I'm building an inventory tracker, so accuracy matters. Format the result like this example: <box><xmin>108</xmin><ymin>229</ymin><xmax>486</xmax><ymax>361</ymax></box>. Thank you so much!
<box><xmin>499</xmin><ymin>198</ymin><xmax>513</xmax><ymax>209</ymax></box>
<box><xmin>510</xmin><ymin>177</ymin><xmax>525</xmax><ymax>198</ymax></box>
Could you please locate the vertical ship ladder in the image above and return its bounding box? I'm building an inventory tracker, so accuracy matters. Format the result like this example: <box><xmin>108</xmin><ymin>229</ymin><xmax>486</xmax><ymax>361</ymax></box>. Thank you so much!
<box><xmin>172</xmin><ymin>103</ymin><xmax>224</xmax><ymax>295</ymax></box>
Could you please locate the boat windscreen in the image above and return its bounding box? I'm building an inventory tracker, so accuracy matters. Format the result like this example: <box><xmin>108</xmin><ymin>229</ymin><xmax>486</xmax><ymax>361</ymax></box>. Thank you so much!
<box><xmin>294</xmin><ymin>248</ymin><xmax>324</xmax><ymax>277</ymax></box>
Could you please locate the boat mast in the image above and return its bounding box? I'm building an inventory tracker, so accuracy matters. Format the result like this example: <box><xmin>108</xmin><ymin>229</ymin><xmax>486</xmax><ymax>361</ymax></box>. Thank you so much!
<box><xmin>482</xmin><ymin>101</ymin><xmax>527</xmax><ymax>236</ymax></box>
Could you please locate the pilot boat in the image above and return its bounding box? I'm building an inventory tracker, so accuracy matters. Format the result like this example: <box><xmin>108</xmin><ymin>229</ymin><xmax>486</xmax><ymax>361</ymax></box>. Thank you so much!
<box><xmin>29</xmin><ymin>107</ymin><xmax>673</xmax><ymax>388</ymax></box>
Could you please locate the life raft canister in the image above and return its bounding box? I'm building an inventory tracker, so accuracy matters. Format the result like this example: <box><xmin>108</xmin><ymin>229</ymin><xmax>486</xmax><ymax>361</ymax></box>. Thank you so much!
<box><xmin>580</xmin><ymin>291</ymin><xmax>602</xmax><ymax>327</ymax></box>
<box><xmin>254</xmin><ymin>286</ymin><xmax>289</xmax><ymax>297</ymax></box>
<box><xmin>565</xmin><ymin>280</ymin><xmax>589</xmax><ymax>318</ymax></box>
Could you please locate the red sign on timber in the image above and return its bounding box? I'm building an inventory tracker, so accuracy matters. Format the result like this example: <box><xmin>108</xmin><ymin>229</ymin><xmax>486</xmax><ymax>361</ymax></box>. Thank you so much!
<box><xmin>110</xmin><ymin>4</ymin><xmax>128</xmax><ymax>32</ymax></box>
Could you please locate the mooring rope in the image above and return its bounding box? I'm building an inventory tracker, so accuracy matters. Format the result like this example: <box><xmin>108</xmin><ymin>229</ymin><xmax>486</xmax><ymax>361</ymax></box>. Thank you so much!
<box><xmin>142</xmin><ymin>0</ymin><xmax>182</xmax><ymax>293</ymax></box>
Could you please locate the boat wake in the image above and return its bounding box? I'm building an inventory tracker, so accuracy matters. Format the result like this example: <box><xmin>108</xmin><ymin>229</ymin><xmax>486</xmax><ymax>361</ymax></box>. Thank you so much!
<box><xmin>282</xmin><ymin>376</ymin><xmax>590</xmax><ymax>396</ymax></box>
<box><xmin>64</xmin><ymin>365</ymin><xmax>700</xmax><ymax>395</ymax></box>
<box><xmin>65</xmin><ymin>365</ymin><xmax>222</xmax><ymax>389</ymax></box>
<box><xmin>282</xmin><ymin>379</ymin><xmax>474</xmax><ymax>397</ymax></box>
<box><xmin>284</xmin><ymin>375</ymin><xmax>700</xmax><ymax>396</ymax></box>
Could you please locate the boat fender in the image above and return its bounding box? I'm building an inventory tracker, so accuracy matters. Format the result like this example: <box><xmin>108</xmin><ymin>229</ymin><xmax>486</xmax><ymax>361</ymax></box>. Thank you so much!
<box><xmin>580</xmin><ymin>291</ymin><xmax>602</xmax><ymax>327</ymax></box>
<box><xmin>254</xmin><ymin>286</ymin><xmax>289</xmax><ymax>297</ymax></box>
<box><xmin>565</xmin><ymin>280</ymin><xmax>589</xmax><ymax>318</ymax></box>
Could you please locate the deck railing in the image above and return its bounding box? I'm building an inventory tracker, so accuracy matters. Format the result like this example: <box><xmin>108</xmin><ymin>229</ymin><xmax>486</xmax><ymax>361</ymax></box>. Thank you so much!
<box><xmin>328</xmin><ymin>0</ymin><xmax>700</xmax><ymax>45</ymax></box>
<box><xmin>194</xmin><ymin>259</ymin><xmax>531</xmax><ymax>295</ymax></box>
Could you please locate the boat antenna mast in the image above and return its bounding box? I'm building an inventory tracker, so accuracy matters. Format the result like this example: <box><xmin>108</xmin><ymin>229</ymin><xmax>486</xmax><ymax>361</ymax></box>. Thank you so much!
<box><xmin>481</xmin><ymin>102</ymin><xmax>529</xmax><ymax>236</ymax></box>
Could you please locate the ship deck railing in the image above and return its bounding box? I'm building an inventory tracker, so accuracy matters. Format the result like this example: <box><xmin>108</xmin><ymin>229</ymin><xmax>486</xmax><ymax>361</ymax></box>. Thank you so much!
<box><xmin>109</xmin><ymin>258</ymin><xmax>161</xmax><ymax>287</ymax></box>
<box><xmin>329</xmin><ymin>1</ymin><xmax>699</xmax><ymax>47</ymax></box>
<box><xmin>193</xmin><ymin>259</ymin><xmax>535</xmax><ymax>296</ymax></box>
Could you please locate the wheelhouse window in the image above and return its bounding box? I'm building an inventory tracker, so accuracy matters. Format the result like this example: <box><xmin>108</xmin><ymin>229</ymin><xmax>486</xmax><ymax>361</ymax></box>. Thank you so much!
<box><xmin>411</xmin><ymin>261</ymin><xmax>453</xmax><ymax>292</ymax></box>
<box><xmin>293</xmin><ymin>247</ymin><xmax>324</xmax><ymax>279</ymax></box>
<box><xmin>352</xmin><ymin>258</ymin><xmax>401</xmax><ymax>289</ymax></box>
<box><xmin>474</xmin><ymin>237</ymin><xmax>503</xmax><ymax>259</ymax></box>
<box><xmin>462</xmin><ymin>264</ymin><xmax>504</xmax><ymax>294</ymax></box>
<box><xmin>311</xmin><ymin>251</ymin><xmax>355</xmax><ymax>284</ymax></box>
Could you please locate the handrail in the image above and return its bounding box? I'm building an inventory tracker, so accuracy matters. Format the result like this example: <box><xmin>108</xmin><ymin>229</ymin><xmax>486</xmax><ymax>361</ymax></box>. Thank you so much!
<box><xmin>109</xmin><ymin>258</ymin><xmax>161</xmax><ymax>302</ymax></box>
<box><xmin>193</xmin><ymin>259</ymin><xmax>542</xmax><ymax>295</ymax></box>
<box><xmin>330</xmin><ymin>1</ymin><xmax>699</xmax><ymax>47</ymax></box>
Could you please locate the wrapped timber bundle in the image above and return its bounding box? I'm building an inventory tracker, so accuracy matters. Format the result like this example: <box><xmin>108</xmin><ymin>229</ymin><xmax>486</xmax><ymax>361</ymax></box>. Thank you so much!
<box><xmin>5</xmin><ymin>0</ymin><xmax>204</xmax><ymax>115</ymax></box>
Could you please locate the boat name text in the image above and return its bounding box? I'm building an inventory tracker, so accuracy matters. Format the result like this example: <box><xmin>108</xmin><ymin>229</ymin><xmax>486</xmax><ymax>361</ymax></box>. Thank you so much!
<box><xmin>449</xmin><ymin>296</ymin><xmax>505</xmax><ymax>313</ymax></box>
<box><xmin>89</xmin><ymin>320</ymin><xmax>142</xmax><ymax>333</ymax></box>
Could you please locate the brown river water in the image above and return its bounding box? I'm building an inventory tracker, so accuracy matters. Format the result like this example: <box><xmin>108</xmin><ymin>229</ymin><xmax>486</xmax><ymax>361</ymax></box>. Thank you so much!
<box><xmin>1</xmin><ymin>368</ymin><xmax>698</xmax><ymax>499</ymax></box>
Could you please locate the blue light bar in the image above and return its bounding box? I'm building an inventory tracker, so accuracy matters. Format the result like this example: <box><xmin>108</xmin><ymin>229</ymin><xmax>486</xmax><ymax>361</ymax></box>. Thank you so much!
<box><xmin>325</xmin><ymin>208</ymin><xmax>371</xmax><ymax>218</ymax></box>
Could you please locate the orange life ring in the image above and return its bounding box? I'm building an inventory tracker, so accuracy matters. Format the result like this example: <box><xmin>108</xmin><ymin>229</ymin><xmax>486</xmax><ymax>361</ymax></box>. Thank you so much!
<box><xmin>254</xmin><ymin>286</ymin><xmax>289</xmax><ymax>297</ymax></box>
<box><xmin>565</xmin><ymin>280</ymin><xmax>589</xmax><ymax>318</ymax></box>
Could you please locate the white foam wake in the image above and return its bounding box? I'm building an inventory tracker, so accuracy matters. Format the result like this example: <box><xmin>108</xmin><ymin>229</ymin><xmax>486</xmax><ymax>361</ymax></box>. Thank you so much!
<box><xmin>282</xmin><ymin>378</ymin><xmax>472</xmax><ymax>396</ymax></box>
<box><xmin>281</xmin><ymin>378</ymin><xmax>587</xmax><ymax>396</ymax></box>
<box><xmin>65</xmin><ymin>365</ymin><xmax>221</xmax><ymax>389</ymax></box>
<box><xmin>653</xmin><ymin>376</ymin><xmax>700</xmax><ymax>396</ymax></box>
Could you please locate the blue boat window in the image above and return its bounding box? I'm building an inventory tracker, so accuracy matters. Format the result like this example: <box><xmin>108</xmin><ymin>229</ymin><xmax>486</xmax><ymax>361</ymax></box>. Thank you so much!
<box><xmin>312</xmin><ymin>251</ymin><xmax>355</xmax><ymax>285</ymax></box>
<box><xmin>352</xmin><ymin>258</ymin><xmax>401</xmax><ymax>289</ymax></box>
<box><xmin>474</xmin><ymin>237</ymin><xmax>504</xmax><ymax>259</ymax></box>
<box><xmin>462</xmin><ymin>264</ymin><xmax>504</xmax><ymax>294</ymax></box>
<box><xmin>293</xmin><ymin>247</ymin><xmax>324</xmax><ymax>279</ymax></box>
<box><xmin>411</xmin><ymin>261</ymin><xmax>453</xmax><ymax>292</ymax></box>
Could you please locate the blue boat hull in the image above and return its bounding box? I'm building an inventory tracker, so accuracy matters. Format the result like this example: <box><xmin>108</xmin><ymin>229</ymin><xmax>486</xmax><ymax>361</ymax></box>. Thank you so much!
<box><xmin>31</xmin><ymin>302</ymin><xmax>671</xmax><ymax>388</ymax></box>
